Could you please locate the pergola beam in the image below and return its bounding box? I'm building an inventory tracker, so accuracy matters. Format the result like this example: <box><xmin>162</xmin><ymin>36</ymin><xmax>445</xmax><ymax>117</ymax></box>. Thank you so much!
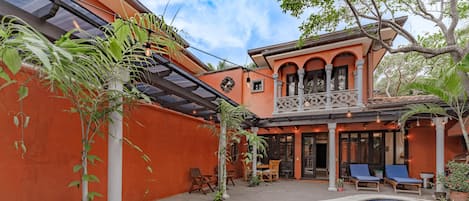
<box><xmin>32</xmin><ymin>2</ymin><xmax>60</xmax><ymax>20</ymax></box>
<box><xmin>146</xmin><ymin>73</ymin><xmax>218</xmax><ymax>110</ymax></box>
<box><xmin>0</xmin><ymin>1</ymin><xmax>66</xmax><ymax>39</ymax></box>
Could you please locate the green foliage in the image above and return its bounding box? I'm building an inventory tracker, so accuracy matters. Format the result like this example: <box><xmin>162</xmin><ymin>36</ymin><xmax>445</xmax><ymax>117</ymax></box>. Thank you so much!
<box><xmin>337</xmin><ymin>178</ymin><xmax>344</xmax><ymax>188</ymax></box>
<box><xmin>213</xmin><ymin>191</ymin><xmax>223</xmax><ymax>201</ymax></box>
<box><xmin>87</xmin><ymin>192</ymin><xmax>103</xmax><ymax>201</ymax></box>
<box><xmin>438</xmin><ymin>161</ymin><xmax>469</xmax><ymax>192</ymax></box>
<box><xmin>248</xmin><ymin>175</ymin><xmax>261</xmax><ymax>187</ymax></box>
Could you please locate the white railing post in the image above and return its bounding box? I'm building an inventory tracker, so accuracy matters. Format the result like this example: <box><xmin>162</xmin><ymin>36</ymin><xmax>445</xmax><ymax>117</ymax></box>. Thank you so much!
<box><xmin>297</xmin><ymin>69</ymin><xmax>305</xmax><ymax>111</ymax></box>
<box><xmin>356</xmin><ymin>59</ymin><xmax>364</xmax><ymax>107</ymax></box>
<box><xmin>328</xmin><ymin>122</ymin><xmax>337</xmax><ymax>191</ymax></box>
<box><xmin>325</xmin><ymin>64</ymin><xmax>333</xmax><ymax>109</ymax></box>
<box><xmin>273</xmin><ymin>73</ymin><xmax>279</xmax><ymax>114</ymax></box>
<box><xmin>434</xmin><ymin>117</ymin><xmax>447</xmax><ymax>192</ymax></box>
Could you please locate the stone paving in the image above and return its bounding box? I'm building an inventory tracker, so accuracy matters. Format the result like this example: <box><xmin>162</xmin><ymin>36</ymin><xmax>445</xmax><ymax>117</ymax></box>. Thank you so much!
<box><xmin>160</xmin><ymin>179</ymin><xmax>437</xmax><ymax>201</ymax></box>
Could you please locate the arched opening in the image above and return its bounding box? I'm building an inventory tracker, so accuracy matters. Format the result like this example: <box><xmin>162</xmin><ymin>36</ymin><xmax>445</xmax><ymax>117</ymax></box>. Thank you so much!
<box><xmin>303</xmin><ymin>58</ymin><xmax>327</xmax><ymax>94</ymax></box>
<box><xmin>330</xmin><ymin>52</ymin><xmax>357</xmax><ymax>91</ymax></box>
<box><xmin>278</xmin><ymin>62</ymin><xmax>299</xmax><ymax>96</ymax></box>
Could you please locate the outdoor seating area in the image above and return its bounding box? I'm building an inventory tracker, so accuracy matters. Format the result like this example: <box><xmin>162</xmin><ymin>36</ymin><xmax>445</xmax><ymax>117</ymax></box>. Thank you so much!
<box><xmin>163</xmin><ymin>179</ymin><xmax>435</xmax><ymax>201</ymax></box>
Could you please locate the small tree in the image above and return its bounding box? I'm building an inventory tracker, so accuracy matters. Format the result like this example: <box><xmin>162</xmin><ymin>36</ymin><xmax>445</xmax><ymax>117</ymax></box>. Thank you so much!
<box><xmin>203</xmin><ymin>99</ymin><xmax>267</xmax><ymax>199</ymax></box>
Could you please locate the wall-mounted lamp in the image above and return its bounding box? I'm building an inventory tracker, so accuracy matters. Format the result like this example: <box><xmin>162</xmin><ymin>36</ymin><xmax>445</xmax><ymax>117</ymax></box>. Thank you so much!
<box><xmin>376</xmin><ymin>112</ymin><xmax>381</xmax><ymax>123</ymax></box>
<box><xmin>416</xmin><ymin>117</ymin><xmax>420</xmax><ymax>127</ymax></box>
<box><xmin>145</xmin><ymin>42</ymin><xmax>152</xmax><ymax>57</ymax></box>
<box><xmin>346</xmin><ymin>110</ymin><xmax>352</xmax><ymax>118</ymax></box>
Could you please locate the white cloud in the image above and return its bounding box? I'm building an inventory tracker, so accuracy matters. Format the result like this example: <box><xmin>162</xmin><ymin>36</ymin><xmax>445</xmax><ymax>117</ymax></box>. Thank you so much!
<box><xmin>141</xmin><ymin>0</ymin><xmax>302</xmax><ymax>64</ymax></box>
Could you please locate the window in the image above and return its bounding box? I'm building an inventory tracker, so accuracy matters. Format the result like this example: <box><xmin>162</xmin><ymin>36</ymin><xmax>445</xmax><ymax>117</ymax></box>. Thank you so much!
<box><xmin>331</xmin><ymin>66</ymin><xmax>348</xmax><ymax>91</ymax></box>
<box><xmin>286</xmin><ymin>74</ymin><xmax>298</xmax><ymax>96</ymax></box>
<box><xmin>230</xmin><ymin>143</ymin><xmax>239</xmax><ymax>162</ymax></box>
<box><xmin>251</xmin><ymin>79</ymin><xmax>264</xmax><ymax>93</ymax></box>
<box><xmin>304</xmin><ymin>69</ymin><xmax>326</xmax><ymax>94</ymax></box>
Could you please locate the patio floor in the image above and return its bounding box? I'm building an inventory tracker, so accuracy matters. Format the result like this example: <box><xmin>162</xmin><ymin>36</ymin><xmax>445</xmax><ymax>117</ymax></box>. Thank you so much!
<box><xmin>160</xmin><ymin>179</ymin><xmax>436</xmax><ymax>201</ymax></box>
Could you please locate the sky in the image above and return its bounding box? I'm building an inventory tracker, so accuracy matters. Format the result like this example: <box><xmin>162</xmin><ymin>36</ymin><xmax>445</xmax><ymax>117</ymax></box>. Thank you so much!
<box><xmin>140</xmin><ymin>0</ymin><xmax>442</xmax><ymax>68</ymax></box>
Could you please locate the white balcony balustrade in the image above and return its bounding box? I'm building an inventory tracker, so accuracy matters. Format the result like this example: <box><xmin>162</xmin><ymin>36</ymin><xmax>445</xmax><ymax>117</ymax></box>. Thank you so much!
<box><xmin>276</xmin><ymin>89</ymin><xmax>358</xmax><ymax>113</ymax></box>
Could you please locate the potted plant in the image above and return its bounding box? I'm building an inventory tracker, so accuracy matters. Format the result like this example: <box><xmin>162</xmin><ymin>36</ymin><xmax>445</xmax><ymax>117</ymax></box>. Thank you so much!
<box><xmin>438</xmin><ymin>161</ymin><xmax>469</xmax><ymax>201</ymax></box>
<box><xmin>249</xmin><ymin>175</ymin><xmax>261</xmax><ymax>187</ymax></box>
<box><xmin>337</xmin><ymin>178</ymin><xmax>344</xmax><ymax>192</ymax></box>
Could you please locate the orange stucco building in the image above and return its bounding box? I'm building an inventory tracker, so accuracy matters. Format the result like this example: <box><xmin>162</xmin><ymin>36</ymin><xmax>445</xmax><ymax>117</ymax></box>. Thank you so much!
<box><xmin>199</xmin><ymin>16</ymin><xmax>465</xmax><ymax>191</ymax></box>
<box><xmin>0</xmin><ymin>0</ymin><xmax>466</xmax><ymax>200</ymax></box>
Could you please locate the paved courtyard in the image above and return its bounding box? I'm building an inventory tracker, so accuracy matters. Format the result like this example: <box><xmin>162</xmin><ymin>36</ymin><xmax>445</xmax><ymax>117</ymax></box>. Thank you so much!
<box><xmin>160</xmin><ymin>179</ymin><xmax>436</xmax><ymax>201</ymax></box>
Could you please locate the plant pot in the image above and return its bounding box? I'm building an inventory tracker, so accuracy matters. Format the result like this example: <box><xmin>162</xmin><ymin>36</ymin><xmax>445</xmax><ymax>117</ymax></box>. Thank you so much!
<box><xmin>434</xmin><ymin>192</ymin><xmax>446</xmax><ymax>200</ymax></box>
<box><xmin>337</xmin><ymin>187</ymin><xmax>344</xmax><ymax>192</ymax></box>
<box><xmin>450</xmin><ymin>191</ymin><xmax>469</xmax><ymax>201</ymax></box>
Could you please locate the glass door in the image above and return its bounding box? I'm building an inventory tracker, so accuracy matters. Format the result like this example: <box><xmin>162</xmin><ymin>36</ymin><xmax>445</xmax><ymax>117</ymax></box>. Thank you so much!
<box><xmin>260</xmin><ymin>134</ymin><xmax>294</xmax><ymax>178</ymax></box>
<box><xmin>302</xmin><ymin>134</ymin><xmax>316</xmax><ymax>178</ymax></box>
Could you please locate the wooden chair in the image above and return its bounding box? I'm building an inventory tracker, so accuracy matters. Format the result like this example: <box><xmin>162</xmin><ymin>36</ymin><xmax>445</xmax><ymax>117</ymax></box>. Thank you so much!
<box><xmin>214</xmin><ymin>166</ymin><xmax>236</xmax><ymax>186</ymax></box>
<box><xmin>262</xmin><ymin>160</ymin><xmax>281</xmax><ymax>182</ymax></box>
<box><xmin>189</xmin><ymin>168</ymin><xmax>215</xmax><ymax>194</ymax></box>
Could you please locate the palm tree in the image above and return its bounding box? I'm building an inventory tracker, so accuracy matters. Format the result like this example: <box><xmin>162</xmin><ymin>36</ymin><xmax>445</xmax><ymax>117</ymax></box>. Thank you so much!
<box><xmin>400</xmin><ymin>55</ymin><xmax>469</xmax><ymax>151</ymax></box>
<box><xmin>203</xmin><ymin>99</ymin><xmax>266</xmax><ymax>199</ymax></box>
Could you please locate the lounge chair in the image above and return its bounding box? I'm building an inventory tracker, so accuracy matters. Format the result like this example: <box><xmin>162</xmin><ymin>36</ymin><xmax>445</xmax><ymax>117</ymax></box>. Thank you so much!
<box><xmin>349</xmin><ymin>164</ymin><xmax>380</xmax><ymax>192</ymax></box>
<box><xmin>384</xmin><ymin>165</ymin><xmax>422</xmax><ymax>196</ymax></box>
<box><xmin>188</xmin><ymin>168</ymin><xmax>215</xmax><ymax>194</ymax></box>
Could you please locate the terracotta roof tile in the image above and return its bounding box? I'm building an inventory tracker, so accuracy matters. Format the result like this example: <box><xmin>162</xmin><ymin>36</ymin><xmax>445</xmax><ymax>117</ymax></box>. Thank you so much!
<box><xmin>367</xmin><ymin>95</ymin><xmax>441</xmax><ymax>108</ymax></box>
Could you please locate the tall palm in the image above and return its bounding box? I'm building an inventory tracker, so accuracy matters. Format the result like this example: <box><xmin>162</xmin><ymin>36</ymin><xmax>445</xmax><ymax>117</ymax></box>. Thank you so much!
<box><xmin>400</xmin><ymin>55</ymin><xmax>469</xmax><ymax>151</ymax></box>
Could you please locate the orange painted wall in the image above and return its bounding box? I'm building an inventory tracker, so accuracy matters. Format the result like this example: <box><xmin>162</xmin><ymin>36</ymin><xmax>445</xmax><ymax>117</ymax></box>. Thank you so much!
<box><xmin>0</xmin><ymin>69</ymin><xmax>221</xmax><ymax>201</ymax></box>
<box><xmin>199</xmin><ymin>68</ymin><xmax>244</xmax><ymax>105</ymax></box>
<box><xmin>408</xmin><ymin>125</ymin><xmax>464</xmax><ymax>178</ymax></box>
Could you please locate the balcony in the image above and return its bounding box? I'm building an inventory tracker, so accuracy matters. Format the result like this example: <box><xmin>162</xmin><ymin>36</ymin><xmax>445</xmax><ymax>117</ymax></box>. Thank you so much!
<box><xmin>275</xmin><ymin>89</ymin><xmax>359</xmax><ymax>114</ymax></box>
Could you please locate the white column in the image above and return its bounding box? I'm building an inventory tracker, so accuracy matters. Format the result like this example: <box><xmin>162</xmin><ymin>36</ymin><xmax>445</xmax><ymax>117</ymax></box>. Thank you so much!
<box><xmin>325</xmin><ymin>64</ymin><xmax>333</xmax><ymax>110</ymax></box>
<box><xmin>328</xmin><ymin>123</ymin><xmax>337</xmax><ymax>191</ymax></box>
<box><xmin>297</xmin><ymin>69</ymin><xmax>305</xmax><ymax>111</ymax></box>
<box><xmin>108</xmin><ymin>69</ymin><xmax>129</xmax><ymax>201</ymax></box>
<box><xmin>273</xmin><ymin>73</ymin><xmax>279</xmax><ymax>113</ymax></box>
<box><xmin>434</xmin><ymin>117</ymin><xmax>447</xmax><ymax>192</ymax></box>
<box><xmin>356</xmin><ymin>59</ymin><xmax>364</xmax><ymax>107</ymax></box>
<box><xmin>251</xmin><ymin>127</ymin><xmax>259</xmax><ymax>180</ymax></box>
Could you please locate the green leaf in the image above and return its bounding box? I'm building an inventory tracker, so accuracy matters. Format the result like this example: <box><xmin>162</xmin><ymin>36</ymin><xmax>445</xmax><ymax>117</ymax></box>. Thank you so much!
<box><xmin>87</xmin><ymin>192</ymin><xmax>103</xmax><ymax>200</ymax></box>
<box><xmin>87</xmin><ymin>155</ymin><xmax>103</xmax><ymax>164</ymax></box>
<box><xmin>17</xmin><ymin>85</ymin><xmax>28</xmax><ymax>101</ymax></box>
<box><xmin>23</xmin><ymin>116</ymin><xmax>30</xmax><ymax>128</ymax></box>
<box><xmin>0</xmin><ymin>68</ymin><xmax>11</xmax><ymax>81</ymax></box>
<box><xmin>13</xmin><ymin>116</ymin><xmax>19</xmax><ymax>127</ymax></box>
<box><xmin>146</xmin><ymin>166</ymin><xmax>153</xmax><ymax>174</ymax></box>
<box><xmin>2</xmin><ymin>48</ymin><xmax>21</xmax><ymax>75</ymax></box>
<box><xmin>84</xmin><ymin>174</ymin><xmax>100</xmax><ymax>183</ymax></box>
<box><xmin>67</xmin><ymin>180</ymin><xmax>80</xmax><ymax>188</ymax></box>
<box><xmin>25</xmin><ymin>44</ymin><xmax>51</xmax><ymax>70</ymax></box>
<box><xmin>109</xmin><ymin>39</ymin><xmax>123</xmax><ymax>61</ymax></box>
<box><xmin>73</xmin><ymin>164</ymin><xmax>82</xmax><ymax>173</ymax></box>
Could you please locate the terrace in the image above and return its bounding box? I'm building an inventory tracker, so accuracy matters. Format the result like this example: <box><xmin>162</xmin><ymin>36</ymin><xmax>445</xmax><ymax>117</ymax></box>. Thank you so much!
<box><xmin>161</xmin><ymin>180</ymin><xmax>435</xmax><ymax>201</ymax></box>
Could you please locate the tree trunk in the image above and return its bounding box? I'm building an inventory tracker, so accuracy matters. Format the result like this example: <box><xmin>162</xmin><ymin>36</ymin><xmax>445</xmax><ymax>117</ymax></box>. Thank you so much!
<box><xmin>452</xmin><ymin>53</ymin><xmax>469</xmax><ymax>94</ymax></box>
<box><xmin>218</xmin><ymin>118</ymin><xmax>229</xmax><ymax>199</ymax></box>
<box><xmin>82</xmin><ymin>146</ymin><xmax>88</xmax><ymax>201</ymax></box>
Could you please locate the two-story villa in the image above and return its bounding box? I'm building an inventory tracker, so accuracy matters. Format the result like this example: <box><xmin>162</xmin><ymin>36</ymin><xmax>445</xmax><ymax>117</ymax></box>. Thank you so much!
<box><xmin>200</xmin><ymin>16</ymin><xmax>465</xmax><ymax>190</ymax></box>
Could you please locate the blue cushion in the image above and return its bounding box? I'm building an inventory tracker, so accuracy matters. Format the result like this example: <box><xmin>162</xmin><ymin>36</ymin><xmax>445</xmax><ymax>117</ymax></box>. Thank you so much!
<box><xmin>354</xmin><ymin>175</ymin><xmax>380</xmax><ymax>181</ymax></box>
<box><xmin>350</xmin><ymin>164</ymin><xmax>371</xmax><ymax>177</ymax></box>
<box><xmin>385</xmin><ymin>165</ymin><xmax>409</xmax><ymax>178</ymax></box>
<box><xmin>392</xmin><ymin>177</ymin><xmax>422</xmax><ymax>184</ymax></box>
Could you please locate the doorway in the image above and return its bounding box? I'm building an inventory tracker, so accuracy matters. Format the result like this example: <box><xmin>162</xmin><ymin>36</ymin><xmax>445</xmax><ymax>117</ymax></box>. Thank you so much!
<box><xmin>302</xmin><ymin>133</ymin><xmax>328</xmax><ymax>179</ymax></box>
